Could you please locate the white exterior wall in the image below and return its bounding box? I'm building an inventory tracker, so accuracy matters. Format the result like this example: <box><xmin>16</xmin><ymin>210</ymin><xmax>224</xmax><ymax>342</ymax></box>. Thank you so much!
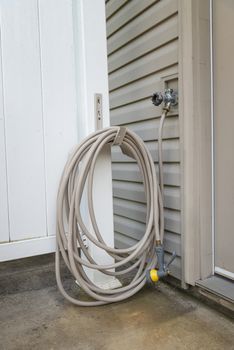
<box><xmin>0</xmin><ymin>0</ymin><xmax>112</xmax><ymax>262</ymax></box>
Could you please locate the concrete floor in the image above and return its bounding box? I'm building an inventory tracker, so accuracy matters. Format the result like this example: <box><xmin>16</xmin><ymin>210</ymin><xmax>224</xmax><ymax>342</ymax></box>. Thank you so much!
<box><xmin>0</xmin><ymin>255</ymin><xmax>234</xmax><ymax>350</ymax></box>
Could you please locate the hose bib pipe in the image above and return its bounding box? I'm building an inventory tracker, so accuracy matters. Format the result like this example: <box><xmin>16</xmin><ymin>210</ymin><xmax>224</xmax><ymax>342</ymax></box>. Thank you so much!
<box><xmin>56</xmin><ymin>89</ymin><xmax>177</xmax><ymax>306</ymax></box>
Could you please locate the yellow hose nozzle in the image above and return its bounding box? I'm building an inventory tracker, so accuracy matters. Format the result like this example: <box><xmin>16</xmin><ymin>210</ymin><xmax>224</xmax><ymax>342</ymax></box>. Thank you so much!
<box><xmin>149</xmin><ymin>269</ymin><xmax>159</xmax><ymax>283</ymax></box>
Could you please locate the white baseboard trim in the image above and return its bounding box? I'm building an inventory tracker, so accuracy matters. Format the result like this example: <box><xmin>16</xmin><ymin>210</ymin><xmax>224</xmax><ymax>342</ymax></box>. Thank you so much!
<box><xmin>0</xmin><ymin>236</ymin><xmax>56</xmax><ymax>262</ymax></box>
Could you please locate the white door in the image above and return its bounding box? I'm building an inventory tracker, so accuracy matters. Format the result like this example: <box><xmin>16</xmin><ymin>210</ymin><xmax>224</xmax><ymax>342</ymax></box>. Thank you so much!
<box><xmin>0</xmin><ymin>0</ymin><xmax>111</xmax><ymax>261</ymax></box>
<box><xmin>213</xmin><ymin>0</ymin><xmax>234</xmax><ymax>280</ymax></box>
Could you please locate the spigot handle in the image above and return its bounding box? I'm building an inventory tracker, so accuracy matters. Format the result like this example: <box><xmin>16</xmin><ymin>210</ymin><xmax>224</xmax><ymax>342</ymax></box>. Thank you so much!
<box><xmin>151</xmin><ymin>92</ymin><xmax>163</xmax><ymax>106</ymax></box>
<box><xmin>165</xmin><ymin>251</ymin><xmax>176</xmax><ymax>270</ymax></box>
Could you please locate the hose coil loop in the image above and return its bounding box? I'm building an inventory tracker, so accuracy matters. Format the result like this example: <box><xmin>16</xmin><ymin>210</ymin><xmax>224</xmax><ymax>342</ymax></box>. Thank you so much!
<box><xmin>56</xmin><ymin>126</ymin><xmax>163</xmax><ymax>306</ymax></box>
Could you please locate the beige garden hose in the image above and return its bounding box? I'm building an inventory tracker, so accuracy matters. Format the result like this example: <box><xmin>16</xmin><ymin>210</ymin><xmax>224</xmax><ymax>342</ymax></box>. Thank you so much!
<box><xmin>55</xmin><ymin>116</ymin><xmax>167</xmax><ymax>306</ymax></box>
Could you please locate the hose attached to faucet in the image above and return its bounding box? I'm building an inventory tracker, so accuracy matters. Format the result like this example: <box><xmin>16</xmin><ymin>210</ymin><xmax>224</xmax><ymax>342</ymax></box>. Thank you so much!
<box><xmin>56</xmin><ymin>114</ymin><xmax>168</xmax><ymax>306</ymax></box>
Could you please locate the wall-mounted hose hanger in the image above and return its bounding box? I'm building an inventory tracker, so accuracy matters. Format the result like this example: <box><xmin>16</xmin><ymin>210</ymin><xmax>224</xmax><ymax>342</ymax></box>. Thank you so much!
<box><xmin>55</xmin><ymin>89</ymin><xmax>178</xmax><ymax>306</ymax></box>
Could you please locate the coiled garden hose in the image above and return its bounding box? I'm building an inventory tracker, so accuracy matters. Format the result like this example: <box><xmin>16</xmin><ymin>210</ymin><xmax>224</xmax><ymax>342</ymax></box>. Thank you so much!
<box><xmin>56</xmin><ymin>113</ymin><xmax>168</xmax><ymax>306</ymax></box>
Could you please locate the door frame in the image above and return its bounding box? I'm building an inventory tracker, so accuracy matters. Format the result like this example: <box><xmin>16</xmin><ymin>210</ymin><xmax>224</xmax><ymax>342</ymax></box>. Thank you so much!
<box><xmin>179</xmin><ymin>0</ymin><xmax>234</xmax><ymax>285</ymax></box>
<box><xmin>211</xmin><ymin>0</ymin><xmax>234</xmax><ymax>281</ymax></box>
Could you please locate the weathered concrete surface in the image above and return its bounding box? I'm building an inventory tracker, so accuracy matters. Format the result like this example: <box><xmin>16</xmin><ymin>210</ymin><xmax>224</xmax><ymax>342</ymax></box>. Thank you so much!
<box><xmin>0</xmin><ymin>256</ymin><xmax>234</xmax><ymax>350</ymax></box>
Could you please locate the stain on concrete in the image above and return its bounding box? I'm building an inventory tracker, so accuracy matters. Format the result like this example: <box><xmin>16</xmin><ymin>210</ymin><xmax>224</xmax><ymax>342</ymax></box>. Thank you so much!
<box><xmin>0</xmin><ymin>283</ymin><xmax>233</xmax><ymax>350</ymax></box>
<box><xmin>0</xmin><ymin>255</ymin><xmax>233</xmax><ymax>350</ymax></box>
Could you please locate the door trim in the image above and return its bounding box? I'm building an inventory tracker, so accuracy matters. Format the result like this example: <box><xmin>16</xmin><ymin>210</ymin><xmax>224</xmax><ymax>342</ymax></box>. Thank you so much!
<box><xmin>211</xmin><ymin>0</ymin><xmax>234</xmax><ymax>279</ymax></box>
<box><xmin>210</xmin><ymin>0</ymin><xmax>215</xmax><ymax>276</ymax></box>
<box><xmin>180</xmin><ymin>0</ymin><xmax>234</xmax><ymax>287</ymax></box>
<box><xmin>179</xmin><ymin>0</ymin><xmax>213</xmax><ymax>285</ymax></box>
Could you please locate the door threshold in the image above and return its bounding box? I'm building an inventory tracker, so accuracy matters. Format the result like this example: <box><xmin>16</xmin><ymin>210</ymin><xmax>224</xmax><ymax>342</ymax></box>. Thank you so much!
<box><xmin>215</xmin><ymin>267</ymin><xmax>234</xmax><ymax>280</ymax></box>
<box><xmin>196</xmin><ymin>275</ymin><xmax>234</xmax><ymax>307</ymax></box>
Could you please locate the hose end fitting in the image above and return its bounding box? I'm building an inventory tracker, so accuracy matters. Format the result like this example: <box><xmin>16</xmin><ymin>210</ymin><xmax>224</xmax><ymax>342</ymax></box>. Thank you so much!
<box><xmin>150</xmin><ymin>269</ymin><xmax>159</xmax><ymax>282</ymax></box>
<box><xmin>147</xmin><ymin>245</ymin><xmax>177</xmax><ymax>284</ymax></box>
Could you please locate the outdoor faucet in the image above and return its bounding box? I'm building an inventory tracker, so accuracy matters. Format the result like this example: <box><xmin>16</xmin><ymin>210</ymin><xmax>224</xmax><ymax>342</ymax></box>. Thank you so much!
<box><xmin>151</xmin><ymin>88</ymin><xmax>178</xmax><ymax>111</ymax></box>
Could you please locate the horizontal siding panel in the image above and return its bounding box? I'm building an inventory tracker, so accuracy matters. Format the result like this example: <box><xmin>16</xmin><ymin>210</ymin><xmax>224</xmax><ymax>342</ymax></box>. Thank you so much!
<box><xmin>114</xmin><ymin>198</ymin><xmax>146</xmax><ymax>223</ymax></box>
<box><xmin>115</xmin><ymin>232</ymin><xmax>181</xmax><ymax>279</ymax></box>
<box><xmin>164</xmin><ymin>231</ymin><xmax>181</xmax><ymax>255</ymax></box>
<box><xmin>164</xmin><ymin>209</ymin><xmax>181</xmax><ymax>234</ymax></box>
<box><xmin>113</xmin><ymin>181</ymin><xmax>181</xmax><ymax>210</ymax></box>
<box><xmin>164</xmin><ymin>254</ymin><xmax>181</xmax><ymax>279</ymax></box>
<box><xmin>112</xmin><ymin>139</ymin><xmax>180</xmax><ymax>162</ymax></box>
<box><xmin>107</xmin><ymin>0</ymin><xmax>157</xmax><ymax>38</ymax></box>
<box><xmin>112</xmin><ymin>163</ymin><xmax>180</xmax><ymax>186</ymax></box>
<box><xmin>109</xmin><ymin>40</ymin><xmax>178</xmax><ymax>91</ymax></box>
<box><xmin>110</xmin><ymin>66</ymin><xmax>177</xmax><ymax>109</ymax></box>
<box><xmin>115</xmin><ymin>232</ymin><xmax>138</xmax><ymax>248</ymax></box>
<box><xmin>115</xmin><ymin>231</ymin><xmax>180</xmax><ymax>255</ymax></box>
<box><xmin>124</xmin><ymin>117</ymin><xmax>179</xmax><ymax>141</ymax></box>
<box><xmin>109</xmin><ymin>14</ymin><xmax>178</xmax><ymax>73</ymax></box>
<box><xmin>114</xmin><ymin>215</ymin><xmax>145</xmax><ymax>241</ymax></box>
<box><xmin>106</xmin><ymin>0</ymin><xmax>128</xmax><ymax>20</ymax></box>
<box><xmin>115</xmin><ymin>231</ymin><xmax>181</xmax><ymax>258</ymax></box>
<box><xmin>164</xmin><ymin>186</ymin><xmax>181</xmax><ymax>210</ymax></box>
<box><xmin>113</xmin><ymin>180</ymin><xmax>146</xmax><ymax>202</ymax></box>
<box><xmin>108</xmin><ymin>0</ymin><xmax>178</xmax><ymax>54</ymax></box>
<box><xmin>113</xmin><ymin>211</ymin><xmax>181</xmax><ymax>240</ymax></box>
<box><xmin>110</xmin><ymin>99</ymin><xmax>177</xmax><ymax>125</ymax></box>
<box><xmin>113</xmin><ymin>200</ymin><xmax>180</xmax><ymax>234</ymax></box>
